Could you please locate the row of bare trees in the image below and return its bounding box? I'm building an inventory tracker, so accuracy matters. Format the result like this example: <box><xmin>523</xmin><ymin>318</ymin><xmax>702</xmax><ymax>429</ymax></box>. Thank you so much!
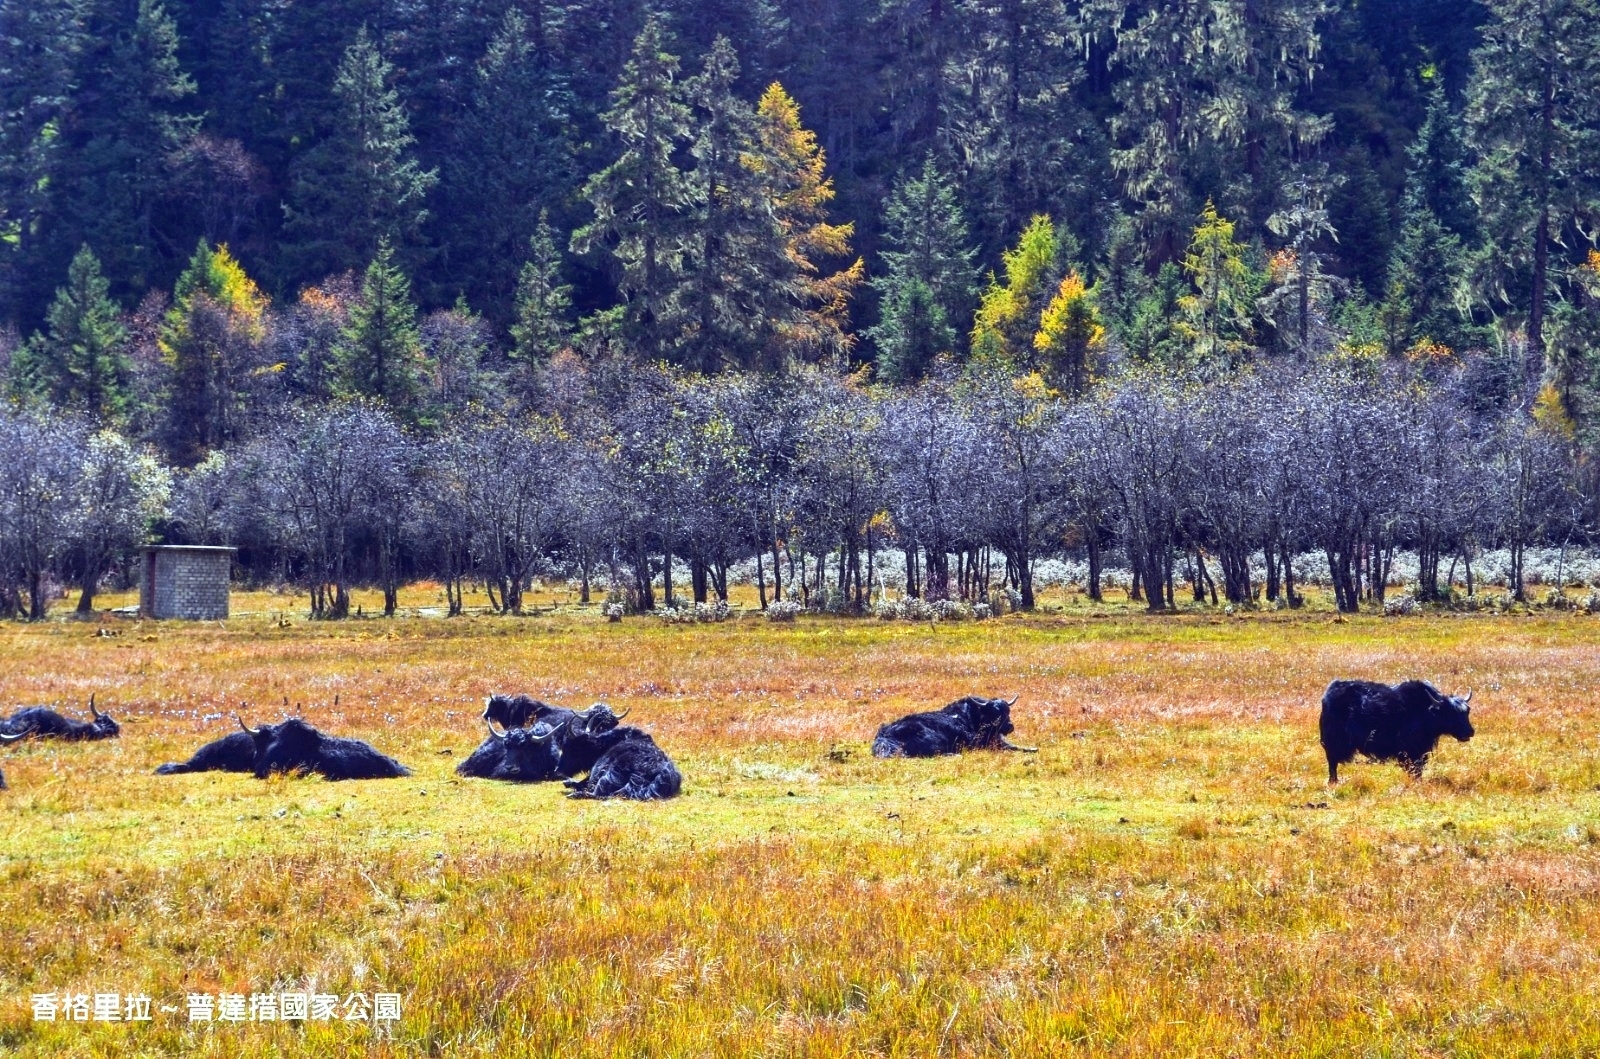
<box><xmin>1</xmin><ymin>359</ymin><xmax>1585</xmax><ymax>618</ymax></box>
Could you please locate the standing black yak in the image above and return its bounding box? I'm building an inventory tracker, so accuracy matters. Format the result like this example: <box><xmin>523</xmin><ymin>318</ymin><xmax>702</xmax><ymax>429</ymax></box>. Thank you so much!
<box><xmin>871</xmin><ymin>695</ymin><xmax>1037</xmax><ymax>758</ymax></box>
<box><xmin>155</xmin><ymin>731</ymin><xmax>260</xmax><ymax>775</ymax></box>
<box><xmin>1319</xmin><ymin>680</ymin><xmax>1475</xmax><ymax>783</ymax></box>
<box><xmin>457</xmin><ymin>697</ymin><xmax>578</xmax><ymax>780</ymax></box>
<box><xmin>1</xmin><ymin>696</ymin><xmax>120</xmax><ymax>741</ymax></box>
<box><xmin>0</xmin><ymin>730</ymin><xmax>23</xmax><ymax>788</ymax></box>
<box><xmin>553</xmin><ymin>707</ymin><xmax>680</xmax><ymax>800</ymax></box>
<box><xmin>238</xmin><ymin>717</ymin><xmax>411</xmax><ymax>780</ymax></box>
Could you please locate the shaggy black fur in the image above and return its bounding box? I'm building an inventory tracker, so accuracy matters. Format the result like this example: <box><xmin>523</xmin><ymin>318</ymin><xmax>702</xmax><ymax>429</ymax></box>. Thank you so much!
<box><xmin>871</xmin><ymin>696</ymin><xmax>1036</xmax><ymax>758</ymax></box>
<box><xmin>1</xmin><ymin>698</ymin><xmax>120</xmax><ymax>741</ymax></box>
<box><xmin>1320</xmin><ymin>679</ymin><xmax>1475</xmax><ymax>782</ymax></box>
<box><xmin>155</xmin><ymin>731</ymin><xmax>260</xmax><ymax>775</ymax></box>
<box><xmin>241</xmin><ymin>717</ymin><xmax>411</xmax><ymax>780</ymax></box>
<box><xmin>559</xmin><ymin>726</ymin><xmax>682</xmax><ymax>801</ymax></box>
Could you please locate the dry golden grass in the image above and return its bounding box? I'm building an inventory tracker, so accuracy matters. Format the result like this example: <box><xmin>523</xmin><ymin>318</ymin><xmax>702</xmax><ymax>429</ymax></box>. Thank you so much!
<box><xmin>3</xmin><ymin>598</ymin><xmax>1600</xmax><ymax>1055</ymax></box>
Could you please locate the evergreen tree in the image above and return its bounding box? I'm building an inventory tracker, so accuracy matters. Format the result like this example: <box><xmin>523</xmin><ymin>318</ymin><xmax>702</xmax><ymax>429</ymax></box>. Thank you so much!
<box><xmin>26</xmin><ymin>0</ymin><xmax>197</xmax><ymax>315</ymax></box>
<box><xmin>1262</xmin><ymin>173</ymin><xmax>1340</xmax><ymax>359</ymax></box>
<box><xmin>510</xmin><ymin>211</ymin><xmax>575</xmax><ymax>367</ymax></box>
<box><xmin>867</xmin><ymin>156</ymin><xmax>979</xmax><ymax>382</ymax></box>
<box><xmin>571</xmin><ymin>15</ymin><xmax>696</xmax><ymax>364</ymax></box>
<box><xmin>1382</xmin><ymin>81</ymin><xmax>1477</xmax><ymax>355</ymax></box>
<box><xmin>12</xmin><ymin>247</ymin><xmax>131</xmax><ymax>420</ymax></box>
<box><xmin>160</xmin><ymin>239</ymin><xmax>269</xmax><ymax>463</ymax></box>
<box><xmin>1107</xmin><ymin>0</ymin><xmax>1332</xmax><ymax>264</ymax></box>
<box><xmin>283</xmin><ymin>27</ymin><xmax>439</xmax><ymax>285</ymax></box>
<box><xmin>333</xmin><ymin>241</ymin><xmax>426</xmax><ymax>415</ymax></box>
<box><xmin>1467</xmin><ymin>0</ymin><xmax>1600</xmax><ymax>374</ymax></box>
<box><xmin>752</xmin><ymin>83</ymin><xmax>864</xmax><ymax>369</ymax></box>
<box><xmin>434</xmin><ymin>9</ymin><xmax>577</xmax><ymax>319</ymax></box>
<box><xmin>678</xmin><ymin>37</ymin><xmax>794</xmax><ymax>373</ymax></box>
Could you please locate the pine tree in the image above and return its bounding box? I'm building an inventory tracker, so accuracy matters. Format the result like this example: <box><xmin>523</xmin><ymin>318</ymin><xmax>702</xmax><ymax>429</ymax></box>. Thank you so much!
<box><xmin>571</xmin><ymin>15</ymin><xmax>696</xmax><ymax>364</ymax></box>
<box><xmin>1262</xmin><ymin>172</ymin><xmax>1340</xmax><ymax>359</ymax></box>
<box><xmin>12</xmin><ymin>246</ymin><xmax>131</xmax><ymax>419</ymax></box>
<box><xmin>1467</xmin><ymin>0</ymin><xmax>1600</xmax><ymax>373</ymax></box>
<box><xmin>510</xmin><ymin>211</ymin><xmax>575</xmax><ymax>367</ymax></box>
<box><xmin>283</xmin><ymin>27</ymin><xmax>439</xmax><ymax>285</ymax></box>
<box><xmin>678</xmin><ymin>37</ymin><xmax>794</xmax><ymax>373</ymax></box>
<box><xmin>867</xmin><ymin>156</ymin><xmax>979</xmax><ymax>382</ymax></box>
<box><xmin>160</xmin><ymin>239</ymin><xmax>269</xmax><ymax>463</ymax></box>
<box><xmin>435</xmin><ymin>8</ymin><xmax>577</xmax><ymax>319</ymax></box>
<box><xmin>333</xmin><ymin>241</ymin><xmax>426</xmax><ymax>416</ymax></box>
<box><xmin>753</xmin><ymin>83</ymin><xmax>864</xmax><ymax>369</ymax></box>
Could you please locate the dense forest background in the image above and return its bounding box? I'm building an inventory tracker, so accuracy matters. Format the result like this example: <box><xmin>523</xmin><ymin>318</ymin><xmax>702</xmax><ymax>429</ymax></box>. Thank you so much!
<box><xmin>1</xmin><ymin>0</ymin><xmax>1598</xmax><ymax>619</ymax></box>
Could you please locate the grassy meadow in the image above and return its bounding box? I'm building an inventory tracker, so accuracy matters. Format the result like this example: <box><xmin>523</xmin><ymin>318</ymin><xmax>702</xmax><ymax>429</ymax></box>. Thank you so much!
<box><xmin>3</xmin><ymin>588</ymin><xmax>1600</xmax><ymax>1056</ymax></box>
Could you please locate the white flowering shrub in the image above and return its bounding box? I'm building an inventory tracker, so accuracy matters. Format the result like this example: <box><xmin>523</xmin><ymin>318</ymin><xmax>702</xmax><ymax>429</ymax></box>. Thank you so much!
<box><xmin>602</xmin><ymin>602</ymin><xmax>625</xmax><ymax>622</ymax></box>
<box><xmin>973</xmin><ymin>602</ymin><xmax>993</xmax><ymax>620</ymax></box>
<box><xmin>1383</xmin><ymin>593</ymin><xmax>1419</xmax><ymax>616</ymax></box>
<box><xmin>765</xmin><ymin>600</ymin><xmax>803</xmax><ymax>622</ymax></box>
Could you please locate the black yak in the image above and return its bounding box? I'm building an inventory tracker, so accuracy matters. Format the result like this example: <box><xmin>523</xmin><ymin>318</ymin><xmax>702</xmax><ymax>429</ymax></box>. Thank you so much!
<box><xmin>456</xmin><ymin>717</ymin><xmax>571</xmax><ymax>782</ymax></box>
<box><xmin>0</xmin><ymin>696</ymin><xmax>120</xmax><ymax>741</ymax></box>
<box><xmin>155</xmin><ymin>731</ymin><xmax>259</xmax><ymax>775</ymax></box>
<box><xmin>554</xmin><ymin>708</ymin><xmax>679</xmax><ymax>800</ymax></box>
<box><xmin>0</xmin><ymin>730</ymin><xmax>22</xmax><ymax>789</ymax></box>
<box><xmin>871</xmin><ymin>695</ymin><xmax>1036</xmax><ymax>758</ymax></box>
<box><xmin>238</xmin><ymin>717</ymin><xmax>411</xmax><ymax>780</ymax></box>
<box><xmin>1319</xmin><ymin>679</ymin><xmax>1475</xmax><ymax>783</ymax></box>
<box><xmin>481</xmin><ymin>694</ymin><xmax>566</xmax><ymax>730</ymax></box>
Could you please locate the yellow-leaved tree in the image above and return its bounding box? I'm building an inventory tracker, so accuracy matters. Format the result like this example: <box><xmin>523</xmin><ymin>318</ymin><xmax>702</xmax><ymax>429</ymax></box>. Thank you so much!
<box><xmin>159</xmin><ymin>240</ymin><xmax>269</xmax><ymax>464</ymax></box>
<box><xmin>970</xmin><ymin>214</ymin><xmax>1057</xmax><ymax>372</ymax></box>
<box><xmin>1034</xmin><ymin>271</ymin><xmax>1104</xmax><ymax>396</ymax></box>
<box><xmin>753</xmin><ymin>84</ymin><xmax>864</xmax><ymax>369</ymax></box>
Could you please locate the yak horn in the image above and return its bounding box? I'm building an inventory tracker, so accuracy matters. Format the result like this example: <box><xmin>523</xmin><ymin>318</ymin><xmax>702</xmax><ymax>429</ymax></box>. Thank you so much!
<box><xmin>485</xmin><ymin>719</ymin><xmax>507</xmax><ymax>741</ymax></box>
<box><xmin>612</xmin><ymin>707</ymin><xmax>630</xmax><ymax>723</ymax></box>
<box><xmin>237</xmin><ymin>714</ymin><xmax>261</xmax><ymax>736</ymax></box>
<box><xmin>529</xmin><ymin>723</ymin><xmax>562</xmax><ymax>743</ymax></box>
<box><xmin>481</xmin><ymin>696</ymin><xmax>494</xmax><ymax>720</ymax></box>
<box><xmin>1006</xmin><ymin>695</ymin><xmax>1019</xmax><ymax>706</ymax></box>
<box><xmin>1462</xmin><ymin>690</ymin><xmax>1473</xmax><ymax>705</ymax></box>
<box><xmin>89</xmin><ymin>694</ymin><xmax>100</xmax><ymax>719</ymax></box>
<box><xmin>0</xmin><ymin>731</ymin><xmax>24</xmax><ymax>743</ymax></box>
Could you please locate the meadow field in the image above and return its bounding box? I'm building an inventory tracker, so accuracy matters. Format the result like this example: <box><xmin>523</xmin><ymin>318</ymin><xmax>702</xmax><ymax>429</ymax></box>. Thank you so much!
<box><xmin>3</xmin><ymin>591</ymin><xmax>1600</xmax><ymax>1057</ymax></box>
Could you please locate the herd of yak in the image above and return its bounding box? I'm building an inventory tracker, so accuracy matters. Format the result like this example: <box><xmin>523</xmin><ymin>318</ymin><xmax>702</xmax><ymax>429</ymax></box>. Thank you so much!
<box><xmin>0</xmin><ymin>680</ymin><xmax>1476</xmax><ymax>797</ymax></box>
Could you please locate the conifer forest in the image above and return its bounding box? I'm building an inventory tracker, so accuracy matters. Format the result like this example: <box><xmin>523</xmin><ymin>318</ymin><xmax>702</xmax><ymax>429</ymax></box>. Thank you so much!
<box><xmin>2</xmin><ymin>0</ymin><xmax>1600</xmax><ymax>615</ymax></box>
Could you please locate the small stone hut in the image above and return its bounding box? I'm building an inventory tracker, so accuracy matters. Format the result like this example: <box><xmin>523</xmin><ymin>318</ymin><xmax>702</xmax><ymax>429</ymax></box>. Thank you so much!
<box><xmin>139</xmin><ymin>545</ymin><xmax>236</xmax><ymax>620</ymax></box>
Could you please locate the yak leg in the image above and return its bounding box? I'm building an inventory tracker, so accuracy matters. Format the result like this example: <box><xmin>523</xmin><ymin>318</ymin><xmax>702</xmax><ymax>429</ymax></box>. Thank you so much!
<box><xmin>1326</xmin><ymin>754</ymin><xmax>1339</xmax><ymax>785</ymax></box>
<box><xmin>1401</xmin><ymin>754</ymin><xmax>1427</xmax><ymax>779</ymax></box>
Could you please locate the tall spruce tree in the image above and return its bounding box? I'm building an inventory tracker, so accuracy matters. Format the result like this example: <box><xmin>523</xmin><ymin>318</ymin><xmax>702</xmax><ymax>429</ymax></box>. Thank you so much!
<box><xmin>12</xmin><ymin>247</ymin><xmax>131</xmax><ymax>420</ymax></box>
<box><xmin>333</xmin><ymin>241</ymin><xmax>426</xmax><ymax>416</ymax></box>
<box><xmin>571</xmin><ymin>15</ymin><xmax>696</xmax><ymax>364</ymax></box>
<box><xmin>867</xmin><ymin>156</ymin><xmax>979</xmax><ymax>383</ymax></box>
<box><xmin>434</xmin><ymin>9</ymin><xmax>577</xmax><ymax>319</ymax></box>
<box><xmin>678</xmin><ymin>37</ymin><xmax>793</xmax><ymax>373</ymax></box>
<box><xmin>29</xmin><ymin>0</ymin><xmax>197</xmax><ymax>314</ymax></box>
<box><xmin>510</xmin><ymin>211</ymin><xmax>575</xmax><ymax>367</ymax></box>
<box><xmin>1107</xmin><ymin>0</ymin><xmax>1332</xmax><ymax>264</ymax></box>
<box><xmin>1466</xmin><ymin>0</ymin><xmax>1600</xmax><ymax>377</ymax></box>
<box><xmin>1384</xmin><ymin>81</ymin><xmax>1477</xmax><ymax>355</ymax></box>
<box><xmin>283</xmin><ymin>27</ymin><xmax>438</xmax><ymax>285</ymax></box>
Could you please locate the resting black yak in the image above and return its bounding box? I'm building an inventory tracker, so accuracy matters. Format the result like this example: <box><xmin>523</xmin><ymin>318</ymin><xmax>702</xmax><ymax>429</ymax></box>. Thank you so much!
<box><xmin>481</xmin><ymin>694</ymin><xmax>565</xmax><ymax>730</ymax></box>
<box><xmin>155</xmin><ymin>731</ymin><xmax>259</xmax><ymax>775</ymax></box>
<box><xmin>456</xmin><ymin>697</ymin><xmax>579</xmax><ymax>780</ymax></box>
<box><xmin>1320</xmin><ymin>679</ymin><xmax>1475</xmax><ymax>783</ymax></box>
<box><xmin>551</xmin><ymin>707</ymin><xmax>680</xmax><ymax>800</ymax></box>
<box><xmin>1</xmin><ymin>696</ymin><xmax>120</xmax><ymax>741</ymax></box>
<box><xmin>0</xmin><ymin>730</ymin><xmax>23</xmax><ymax>789</ymax></box>
<box><xmin>871</xmin><ymin>695</ymin><xmax>1036</xmax><ymax>758</ymax></box>
<box><xmin>238</xmin><ymin>717</ymin><xmax>411</xmax><ymax>780</ymax></box>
